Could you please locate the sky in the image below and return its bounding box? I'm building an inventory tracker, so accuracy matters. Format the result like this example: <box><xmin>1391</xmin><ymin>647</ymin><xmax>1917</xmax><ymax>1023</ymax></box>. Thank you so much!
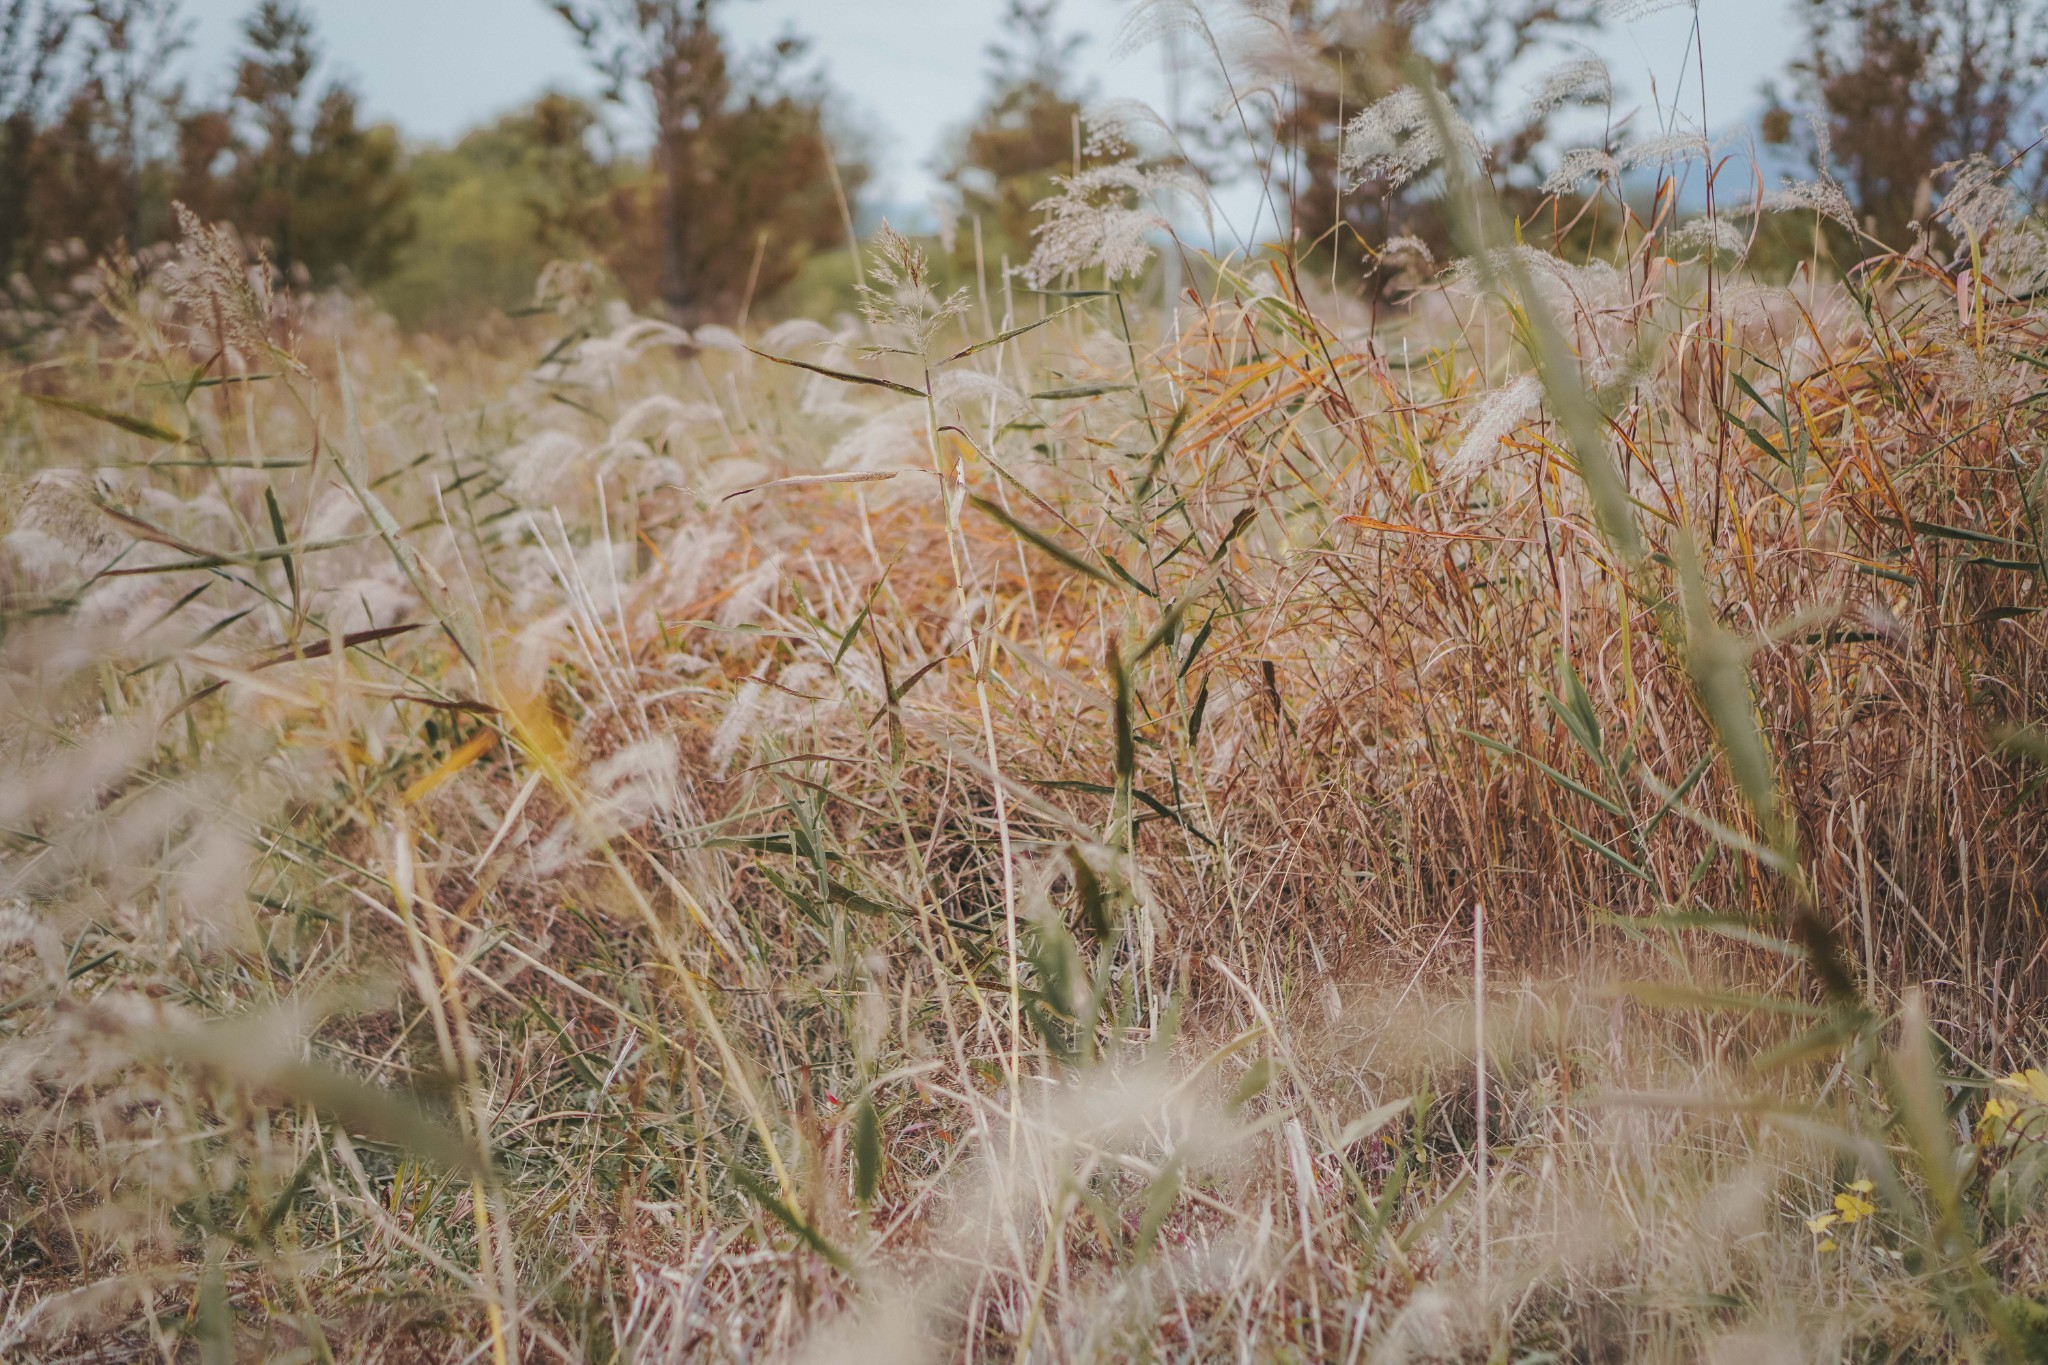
<box><xmin>171</xmin><ymin>0</ymin><xmax>1799</xmax><ymax>208</ymax></box>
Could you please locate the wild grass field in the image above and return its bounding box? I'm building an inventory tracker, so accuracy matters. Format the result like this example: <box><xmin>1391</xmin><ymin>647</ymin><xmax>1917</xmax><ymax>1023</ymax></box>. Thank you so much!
<box><xmin>12</xmin><ymin>17</ymin><xmax>2048</xmax><ymax>1362</ymax></box>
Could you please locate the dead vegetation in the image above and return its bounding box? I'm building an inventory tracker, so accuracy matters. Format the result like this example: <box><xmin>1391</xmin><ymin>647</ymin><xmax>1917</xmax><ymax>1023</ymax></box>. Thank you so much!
<box><xmin>7</xmin><ymin>87</ymin><xmax>2048</xmax><ymax>1361</ymax></box>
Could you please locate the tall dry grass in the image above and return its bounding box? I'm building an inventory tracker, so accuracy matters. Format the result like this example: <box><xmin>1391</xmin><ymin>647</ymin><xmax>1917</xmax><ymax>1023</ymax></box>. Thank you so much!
<box><xmin>7</xmin><ymin>51</ymin><xmax>2048</xmax><ymax>1364</ymax></box>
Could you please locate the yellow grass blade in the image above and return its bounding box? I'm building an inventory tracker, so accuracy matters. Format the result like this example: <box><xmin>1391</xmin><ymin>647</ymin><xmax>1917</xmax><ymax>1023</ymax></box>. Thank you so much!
<box><xmin>402</xmin><ymin>729</ymin><xmax>498</xmax><ymax>806</ymax></box>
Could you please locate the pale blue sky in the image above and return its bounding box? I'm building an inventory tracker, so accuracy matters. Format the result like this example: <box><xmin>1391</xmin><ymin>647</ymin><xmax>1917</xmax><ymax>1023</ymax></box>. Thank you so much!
<box><xmin>171</xmin><ymin>0</ymin><xmax>1797</xmax><ymax>204</ymax></box>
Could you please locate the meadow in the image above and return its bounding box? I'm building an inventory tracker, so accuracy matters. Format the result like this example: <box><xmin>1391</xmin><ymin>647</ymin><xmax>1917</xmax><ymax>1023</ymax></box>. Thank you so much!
<box><xmin>8</xmin><ymin>59</ymin><xmax>2048</xmax><ymax>1363</ymax></box>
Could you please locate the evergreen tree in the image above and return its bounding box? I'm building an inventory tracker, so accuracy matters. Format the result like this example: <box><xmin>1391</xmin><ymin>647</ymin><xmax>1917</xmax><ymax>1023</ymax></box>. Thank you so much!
<box><xmin>0</xmin><ymin>0</ymin><xmax>73</xmax><ymax>281</ymax></box>
<box><xmin>76</xmin><ymin>0</ymin><xmax>191</xmax><ymax>246</ymax></box>
<box><xmin>1</xmin><ymin>0</ymin><xmax>187</xmax><ymax>279</ymax></box>
<box><xmin>208</xmin><ymin>1</ymin><xmax>413</xmax><ymax>284</ymax></box>
<box><xmin>553</xmin><ymin>0</ymin><xmax>863</xmax><ymax>323</ymax></box>
<box><xmin>941</xmin><ymin>1</ymin><xmax>1088</xmax><ymax>264</ymax></box>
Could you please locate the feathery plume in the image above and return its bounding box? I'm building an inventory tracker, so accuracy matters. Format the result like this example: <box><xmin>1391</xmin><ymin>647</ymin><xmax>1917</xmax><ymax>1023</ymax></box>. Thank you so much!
<box><xmin>862</xmin><ymin>220</ymin><xmax>970</xmax><ymax>354</ymax></box>
<box><xmin>1764</xmin><ymin>178</ymin><xmax>1858</xmax><ymax>231</ymax></box>
<box><xmin>1526</xmin><ymin>57</ymin><xmax>1612</xmax><ymax>117</ymax></box>
<box><xmin>1340</xmin><ymin>88</ymin><xmax>1484</xmax><ymax>191</ymax></box>
<box><xmin>1603</xmin><ymin>0</ymin><xmax>1694</xmax><ymax>16</ymax></box>
<box><xmin>1668</xmin><ymin>215</ymin><xmax>1750</xmax><ymax>260</ymax></box>
<box><xmin>1448</xmin><ymin>375</ymin><xmax>1544</xmax><ymax>478</ymax></box>
<box><xmin>1023</xmin><ymin>161</ymin><xmax>1201</xmax><ymax>289</ymax></box>
<box><xmin>1617</xmin><ymin>130</ymin><xmax>1714</xmax><ymax>171</ymax></box>
<box><xmin>1543</xmin><ymin>147</ymin><xmax>1621</xmax><ymax>194</ymax></box>
<box><xmin>159</xmin><ymin>203</ymin><xmax>301</xmax><ymax>373</ymax></box>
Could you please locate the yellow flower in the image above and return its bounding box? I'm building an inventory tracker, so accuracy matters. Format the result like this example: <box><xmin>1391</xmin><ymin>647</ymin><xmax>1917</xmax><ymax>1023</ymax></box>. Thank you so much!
<box><xmin>1807</xmin><ymin>1213</ymin><xmax>1839</xmax><ymax>1234</ymax></box>
<box><xmin>1997</xmin><ymin>1069</ymin><xmax>2048</xmax><ymax>1104</ymax></box>
<box><xmin>1834</xmin><ymin>1189</ymin><xmax>1876</xmax><ymax>1223</ymax></box>
<box><xmin>1818</xmin><ymin>1238</ymin><xmax>1839</xmax><ymax>1253</ymax></box>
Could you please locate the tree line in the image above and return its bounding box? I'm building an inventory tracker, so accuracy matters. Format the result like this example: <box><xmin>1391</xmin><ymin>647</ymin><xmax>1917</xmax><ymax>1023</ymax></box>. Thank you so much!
<box><xmin>0</xmin><ymin>0</ymin><xmax>867</xmax><ymax>332</ymax></box>
<box><xmin>3</xmin><ymin>0</ymin><xmax>2044</xmax><ymax>338</ymax></box>
<box><xmin>2</xmin><ymin>1</ymin><xmax>409</xmax><ymax>297</ymax></box>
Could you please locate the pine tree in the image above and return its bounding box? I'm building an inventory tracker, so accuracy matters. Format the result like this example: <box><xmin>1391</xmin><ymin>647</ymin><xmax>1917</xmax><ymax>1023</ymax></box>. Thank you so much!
<box><xmin>553</xmin><ymin>0</ymin><xmax>863</xmax><ymax>323</ymax></box>
<box><xmin>0</xmin><ymin>2</ymin><xmax>72</xmax><ymax>278</ymax></box>
<box><xmin>209</xmin><ymin>1</ymin><xmax>413</xmax><ymax>285</ymax></box>
<box><xmin>1</xmin><ymin>0</ymin><xmax>187</xmax><ymax>280</ymax></box>
<box><xmin>75</xmin><ymin>0</ymin><xmax>191</xmax><ymax>246</ymax></box>
<box><xmin>941</xmin><ymin>1</ymin><xmax>1088</xmax><ymax>263</ymax></box>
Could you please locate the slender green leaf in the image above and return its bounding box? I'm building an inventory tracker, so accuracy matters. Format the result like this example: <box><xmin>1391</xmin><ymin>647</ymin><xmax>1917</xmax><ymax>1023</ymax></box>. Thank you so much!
<box><xmin>1562</xmin><ymin>823</ymin><xmax>1651</xmax><ymax>881</ymax></box>
<box><xmin>32</xmin><ymin>393</ymin><xmax>187</xmax><ymax>444</ymax></box>
<box><xmin>968</xmin><ymin>494</ymin><xmax>1118</xmax><ymax>587</ymax></box>
<box><xmin>746</xmin><ymin>346</ymin><xmax>926</xmax><ymax>397</ymax></box>
<box><xmin>264</xmin><ymin>486</ymin><xmax>297</xmax><ymax>605</ymax></box>
<box><xmin>1031</xmin><ymin>384</ymin><xmax>1133</xmax><ymax>400</ymax></box>
<box><xmin>1336</xmin><ymin>1098</ymin><xmax>1412</xmax><ymax>1150</ymax></box>
<box><xmin>728</xmin><ymin>1160</ymin><xmax>853</xmax><ymax>1273</ymax></box>
<box><xmin>940</xmin><ymin>303</ymin><xmax>1081</xmax><ymax>363</ymax></box>
<box><xmin>852</xmin><ymin>1094</ymin><xmax>883</xmax><ymax>1206</ymax></box>
<box><xmin>1133</xmin><ymin>1156</ymin><xmax>1182</xmax><ymax>1261</ymax></box>
<box><xmin>1609</xmin><ymin>980</ymin><xmax>1826</xmax><ymax>1018</ymax></box>
<box><xmin>1461</xmin><ymin>729</ymin><xmax>1630</xmax><ymax>819</ymax></box>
